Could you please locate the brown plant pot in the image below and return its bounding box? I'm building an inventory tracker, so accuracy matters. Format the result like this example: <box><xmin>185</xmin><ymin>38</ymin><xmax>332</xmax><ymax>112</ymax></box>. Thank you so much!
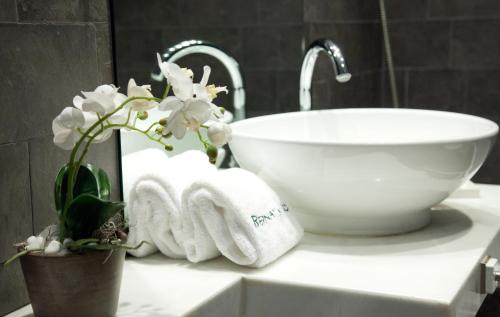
<box><xmin>20</xmin><ymin>249</ymin><xmax>125</xmax><ymax>317</ymax></box>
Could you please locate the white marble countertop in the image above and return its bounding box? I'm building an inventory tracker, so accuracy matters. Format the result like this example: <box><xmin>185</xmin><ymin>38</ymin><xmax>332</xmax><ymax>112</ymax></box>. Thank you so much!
<box><xmin>8</xmin><ymin>184</ymin><xmax>500</xmax><ymax>317</ymax></box>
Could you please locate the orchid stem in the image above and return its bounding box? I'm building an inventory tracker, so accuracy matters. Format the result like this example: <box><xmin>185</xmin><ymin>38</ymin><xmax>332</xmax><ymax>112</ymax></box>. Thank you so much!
<box><xmin>61</xmin><ymin>96</ymin><xmax>160</xmax><ymax>241</ymax></box>
<box><xmin>162</xmin><ymin>84</ymin><xmax>171</xmax><ymax>99</ymax></box>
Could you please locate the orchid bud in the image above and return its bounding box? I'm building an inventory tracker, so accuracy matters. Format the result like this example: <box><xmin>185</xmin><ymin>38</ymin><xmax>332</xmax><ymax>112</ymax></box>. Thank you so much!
<box><xmin>159</xmin><ymin>118</ymin><xmax>168</xmax><ymax>126</ymax></box>
<box><xmin>206</xmin><ymin>144</ymin><xmax>218</xmax><ymax>164</ymax></box>
<box><xmin>137</xmin><ymin>111</ymin><xmax>148</xmax><ymax>120</ymax></box>
<box><xmin>207</xmin><ymin>122</ymin><xmax>232</xmax><ymax>147</ymax></box>
<box><xmin>155</xmin><ymin>126</ymin><xmax>164</xmax><ymax>135</ymax></box>
<box><xmin>162</xmin><ymin>131</ymin><xmax>172</xmax><ymax>138</ymax></box>
<box><xmin>164</xmin><ymin>144</ymin><xmax>173</xmax><ymax>151</ymax></box>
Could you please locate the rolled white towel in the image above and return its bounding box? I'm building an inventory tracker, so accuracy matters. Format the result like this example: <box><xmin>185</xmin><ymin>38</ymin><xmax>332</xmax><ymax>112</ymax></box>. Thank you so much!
<box><xmin>182</xmin><ymin>168</ymin><xmax>304</xmax><ymax>268</ymax></box>
<box><xmin>122</xmin><ymin>148</ymin><xmax>168</xmax><ymax>219</ymax></box>
<box><xmin>126</xmin><ymin>150</ymin><xmax>217</xmax><ymax>257</ymax></box>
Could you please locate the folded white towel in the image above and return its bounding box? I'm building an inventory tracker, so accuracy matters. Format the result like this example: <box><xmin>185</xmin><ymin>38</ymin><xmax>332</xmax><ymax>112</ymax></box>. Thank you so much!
<box><xmin>126</xmin><ymin>149</ymin><xmax>217</xmax><ymax>257</ymax></box>
<box><xmin>182</xmin><ymin>168</ymin><xmax>304</xmax><ymax>268</ymax></box>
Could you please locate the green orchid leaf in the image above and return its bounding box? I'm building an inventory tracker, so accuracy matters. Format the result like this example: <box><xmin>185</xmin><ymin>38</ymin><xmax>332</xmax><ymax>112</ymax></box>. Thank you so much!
<box><xmin>65</xmin><ymin>194</ymin><xmax>125</xmax><ymax>240</ymax></box>
<box><xmin>54</xmin><ymin>163</ymin><xmax>111</xmax><ymax>215</ymax></box>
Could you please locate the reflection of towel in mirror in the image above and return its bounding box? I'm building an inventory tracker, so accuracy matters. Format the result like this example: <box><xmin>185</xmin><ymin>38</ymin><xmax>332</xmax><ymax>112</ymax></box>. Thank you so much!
<box><xmin>182</xmin><ymin>168</ymin><xmax>304</xmax><ymax>268</ymax></box>
<box><xmin>126</xmin><ymin>149</ymin><xmax>217</xmax><ymax>257</ymax></box>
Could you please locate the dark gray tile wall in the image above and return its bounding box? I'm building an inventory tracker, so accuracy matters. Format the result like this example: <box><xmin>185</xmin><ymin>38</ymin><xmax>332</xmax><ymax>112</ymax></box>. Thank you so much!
<box><xmin>0</xmin><ymin>0</ymin><xmax>118</xmax><ymax>314</ymax></box>
<box><xmin>381</xmin><ymin>1</ymin><xmax>500</xmax><ymax>184</ymax></box>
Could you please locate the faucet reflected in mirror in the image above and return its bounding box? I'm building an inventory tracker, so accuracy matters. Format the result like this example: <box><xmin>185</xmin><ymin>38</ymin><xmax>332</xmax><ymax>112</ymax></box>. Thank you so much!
<box><xmin>299</xmin><ymin>39</ymin><xmax>351</xmax><ymax>111</ymax></box>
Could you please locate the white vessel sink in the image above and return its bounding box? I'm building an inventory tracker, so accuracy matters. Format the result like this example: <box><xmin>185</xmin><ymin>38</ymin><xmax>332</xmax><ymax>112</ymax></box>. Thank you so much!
<box><xmin>228</xmin><ymin>108</ymin><xmax>498</xmax><ymax>235</ymax></box>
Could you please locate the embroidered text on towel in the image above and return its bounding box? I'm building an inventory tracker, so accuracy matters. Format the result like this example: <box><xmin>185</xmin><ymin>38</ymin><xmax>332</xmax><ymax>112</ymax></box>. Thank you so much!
<box><xmin>251</xmin><ymin>203</ymin><xmax>290</xmax><ymax>228</ymax></box>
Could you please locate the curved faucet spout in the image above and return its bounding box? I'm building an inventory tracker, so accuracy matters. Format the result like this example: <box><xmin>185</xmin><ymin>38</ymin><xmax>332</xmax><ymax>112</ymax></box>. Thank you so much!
<box><xmin>152</xmin><ymin>40</ymin><xmax>246</xmax><ymax>121</ymax></box>
<box><xmin>299</xmin><ymin>39</ymin><xmax>351</xmax><ymax>111</ymax></box>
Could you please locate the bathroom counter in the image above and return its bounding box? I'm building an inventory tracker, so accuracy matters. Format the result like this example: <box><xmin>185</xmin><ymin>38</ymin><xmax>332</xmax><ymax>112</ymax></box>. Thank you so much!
<box><xmin>8</xmin><ymin>184</ymin><xmax>500</xmax><ymax>317</ymax></box>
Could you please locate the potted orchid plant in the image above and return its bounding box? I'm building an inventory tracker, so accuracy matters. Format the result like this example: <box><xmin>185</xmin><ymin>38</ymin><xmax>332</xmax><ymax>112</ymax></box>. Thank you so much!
<box><xmin>3</xmin><ymin>53</ymin><xmax>232</xmax><ymax>317</ymax></box>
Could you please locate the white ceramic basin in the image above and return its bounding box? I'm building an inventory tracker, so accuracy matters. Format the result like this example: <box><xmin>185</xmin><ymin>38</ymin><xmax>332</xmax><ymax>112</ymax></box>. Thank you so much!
<box><xmin>228</xmin><ymin>108</ymin><xmax>498</xmax><ymax>235</ymax></box>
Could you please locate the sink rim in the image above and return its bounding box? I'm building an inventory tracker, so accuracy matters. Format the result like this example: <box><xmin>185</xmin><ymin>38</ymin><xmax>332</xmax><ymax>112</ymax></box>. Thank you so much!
<box><xmin>230</xmin><ymin>108</ymin><xmax>499</xmax><ymax>146</ymax></box>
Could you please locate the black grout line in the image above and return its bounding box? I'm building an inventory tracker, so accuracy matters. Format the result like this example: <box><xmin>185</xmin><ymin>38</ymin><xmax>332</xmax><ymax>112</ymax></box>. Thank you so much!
<box><xmin>448</xmin><ymin>20</ymin><xmax>454</xmax><ymax>69</ymax></box>
<box><xmin>13</xmin><ymin>0</ymin><xmax>19</xmax><ymax>22</ymax></box>
<box><xmin>26</xmin><ymin>141</ymin><xmax>35</xmax><ymax>235</ymax></box>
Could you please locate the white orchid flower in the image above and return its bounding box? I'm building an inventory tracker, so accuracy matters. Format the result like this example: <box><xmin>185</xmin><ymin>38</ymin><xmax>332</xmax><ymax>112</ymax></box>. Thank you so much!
<box><xmin>207</xmin><ymin>121</ymin><xmax>232</xmax><ymax>146</ymax></box>
<box><xmin>73</xmin><ymin>90</ymin><xmax>128</xmax><ymax>143</ymax></box>
<box><xmin>165</xmin><ymin>100</ymin><xmax>212</xmax><ymax>139</ymax></box>
<box><xmin>157</xmin><ymin>58</ymin><xmax>213</xmax><ymax>138</ymax></box>
<box><xmin>126</xmin><ymin>79</ymin><xmax>158</xmax><ymax>111</ymax></box>
<box><xmin>73</xmin><ymin>84</ymin><xmax>120</xmax><ymax>115</ymax></box>
<box><xmin>52</xmin><ymin>107</ymin><xmax>86</xmax><ymax>150</ymax></box>
<box><xmin>192</xmin><ymin>66</ymin><xmax>227</xmax><ymax>120</ymax></box>
<box><xmin>156</xmin><ymin>55</ymin><xmax>230</xmax><ymax>141</ymax></box>
<box><xmin>192</xmin><ymin>66</ymin><xmax>228</xmax><ymax>102</ymax></box>
<box><xmin>26</xmin><ymin>235</ymin><xmax>45</xmax><ymax>251</ymax></box>
<box><xmin>157</xmin><ymin>53</ymin><xmax>194</xmax><ymax>101</ymax></box>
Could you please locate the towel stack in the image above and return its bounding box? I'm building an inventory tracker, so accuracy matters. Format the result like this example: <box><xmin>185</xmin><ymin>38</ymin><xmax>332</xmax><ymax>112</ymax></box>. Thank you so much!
<box><xmin>124</xmin><ymin>149</ymin><xmax>303</xmax><ymax>268</ymax></box>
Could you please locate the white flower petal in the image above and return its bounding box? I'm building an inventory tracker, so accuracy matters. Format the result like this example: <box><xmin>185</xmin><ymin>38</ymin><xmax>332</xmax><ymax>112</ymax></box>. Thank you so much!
<box><xmin>81</xmin><ymin>85</ymin><xmax>118</xmax><ymax>115</ymax></box>
<box><xmin>114</xmin><ymin>92</ymin><xmax>128</xmax><ymax>107</ymax></box>
<box><xmin>57</xmin><ymin>107</ymin><xmax>85</xmax><ymax>129</ymax></box>
<box><xmin>193</xmin><ymin>84</ymin><xmax>210</xmax><ymax>102</ymax></box>
<box><xmin>158</xmin><ymin>96</ymin><xmax>184</xmax><ymax>112</ymax></box>
<box><xmin>165</xmin><ymin>112</ymin><xmax>187</xmax><ymax>139</ymax></box>
<box><xmin>108</xmin><ymin>109</ymin><xmax>129</xmax><ymax>126</ymax></box>
<box><xmin>157</xmin><ymin>53</ymin><xmax>170</xmax><ymax>79</ymax></box>
<box><xmin>185</xmin><ymin>100</ymin><xmax>211</xmax><ymax>124</ymax></box>
<box><xmin>207</xmin><ymin>121</ymin><xmax>232</xmax><ymax>146</ymax></box>
<box><xmin>73</xmin><ymin>95</ymin><xmax>84</xmax><ymax>109</ymax></box>
<box><xmin>52</xmin><ymin>120</ymin><xmax>80</xmax><ymax>150</ymax></box>
<box><xmin>164</xmin><ymin>63</ymin><xmax>194</xmax><ymax>101</ymax></box>
<box><xmin>127</xmin><ymin>78</ymin><xmax>137</xmax><ymax>93</ymax></box>
<box><xmin>126</xmin><ymin>79</ymin><xmax>157</xmax><ymax>111</ymax></box>
<box><xmin>199</xmin><ymin>65</ymin><xmax>211</xmax><ymax>87</ymax></box>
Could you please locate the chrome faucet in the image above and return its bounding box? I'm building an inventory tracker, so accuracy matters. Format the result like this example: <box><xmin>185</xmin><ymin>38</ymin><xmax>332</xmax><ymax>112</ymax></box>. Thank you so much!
<box><xmin>152</xmin><ymin>40</ymin><xmax>246</xmax><ymax>121</ymax></box>
<box><xmin>299</xmin><ymin>39</ymin><xmax>351</xmax><ymax>111</ymax></box>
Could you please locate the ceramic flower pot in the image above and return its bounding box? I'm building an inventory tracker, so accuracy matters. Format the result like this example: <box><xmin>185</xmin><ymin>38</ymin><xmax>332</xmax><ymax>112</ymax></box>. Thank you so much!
<box><xmin>20</xmin><ymin>249</ymin><xmax>125</xmax><ymax>317</ymax></box>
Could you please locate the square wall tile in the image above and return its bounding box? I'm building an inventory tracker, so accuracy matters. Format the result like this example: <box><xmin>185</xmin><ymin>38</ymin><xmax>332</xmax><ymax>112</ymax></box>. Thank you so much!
<box><xmin>406</xmin><ymin>70</ymin><xmax>467</xmax><ymax>112</ymax></box>
<box><xmin>243</xmin><ymin>26</ymin><xmax>304</xmax><ymax>71</ymax></box>
<box><xmin>0</xmin><ymin>24</ymin><xmax>99</xmax><ymax>144</ymax></box>
<box><xmin>304</xmin><ymin>0</ymin><xmax>379</xmax><ymax>22</ymax></box>
<box><xmin>0</xmin><ymin>0</ymin><xmax>17</xmax><ymax>22</ymax></box>
<box><xmin>452</xmin><ymin>20</ymin><xmax>500</xmax><ymax>69</ymax></box>
<box><xmin>388</xmin><ymin>21</ymin><xmax>450</xmax><ymax>68</ymax></box>
<box><xmin>17</xmin><ymin>0</ymin><xmax>108</xmax><ymax>22</ymax></box>
<box><xmin>0</xmin><ymin>262</ymin><xmax>29</xmax><ymax>315</ymax></box>
<box><xmin>244</xmin><ymin>70</ymin><xmax>278</xmax><ymax>113</ymax></box>
<box><xmin>277</xmin><ymin>71</ymin><xmax>300</xmax><ymax>112</ymax></box>
<box><xmin>258</xmin><ymin>0</ymin><xmax>303</xmax><ymax>25</ymax></box>
<box><xmin>380</xmin><ymin>69</ymin><xmax>407</xmax><ymax>107</ymax></box>
<box><xmin>113</xmin><ymin>0</ymin><xmax>179</xmax><ymax>28</ymax></box>
<box><xmin>0</xmin><ymin>143</ymin><xmax>32</xmax><ymax>262</ymax></box>
<box><xmin>331</xmin><ymin>71</ymin><xmax>382</xmax><ymax>108</ymax></box>
<box><xmin>178</xmin><ymin>0</ymin><xmax>257</xmax><ymax>27</ymax></box>
<box><xmin>464</xmin><ymin>71</ymin><xmax>500</xmax><ymax>117</ymax></box>
<box><xmin>428</xmin><ymin>0</ymin><xmax>500</xmax><ymax>19</ymax></box>
<box><xmin>383</xmin><ymin>0</ymin><xmax>428</xmax><ymax>20</ymax></box>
